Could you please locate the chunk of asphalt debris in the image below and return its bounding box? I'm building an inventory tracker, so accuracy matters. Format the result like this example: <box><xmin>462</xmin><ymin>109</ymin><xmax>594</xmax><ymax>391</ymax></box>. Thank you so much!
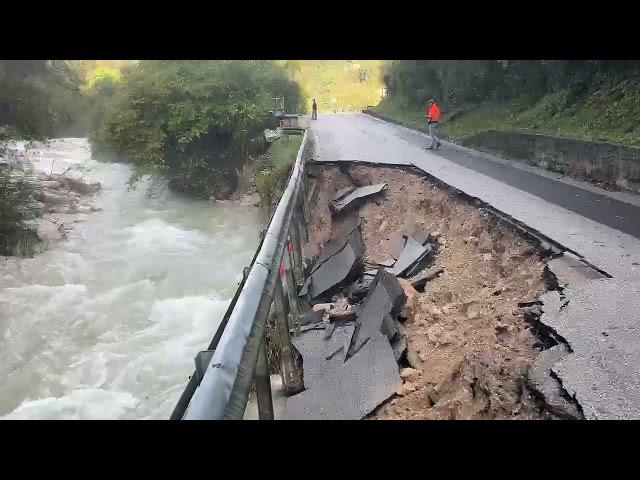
<box><xmin>301</xmin><ymin>226</ymin><xmax>364</xmax><ymax>300</ymax></box>
<box><xmin>347</xmin><ymin>268</ymin><xmax>406</xmax><ymax>359</ymax></box>
<box><xmin>542</xmin><ymin>279</ymin><xmax>640</xmax><ymax>420</ymax></box>
<box><xmin>345</xmin><ymin>275</ymin><xmax>375</xmax><ymax>303</ymax></box>
<box><xmin>412</xmin><ymin>229</ymin><xmax>430</xmax><ymax>246</ymax></box>
<box><xmin>330</xmin><ymin>183</ymin><xmax>388</xmax><ymax>214</ymax></box>
<box><xmin>403</xmin><ymin>244</ymin><xmax>434</xmax><ymax>278</ymax></box>
<box><xmin>291</xmin><ymin>325</ymin><xmax>355</xmax><ymax>390</ymax></box>
<box><xmin>388</xmin><ymin>233</ymin><xmax>407</xmax><ymax>260</ymax></box>
<box><xmin>372</xmin><ymin>255</ymin><xmax>396</xmax><ymax>268</ymax></box>
<box><xmin>408</xmin><ymin>267</ymin><xmax>443</xmax><ymax>291</ymax></box>
<box><xmin>300</xmin><ymin>323</ymin><xmax>327</xmax><ymax>333</ymax></box>
<box><xmin>391</xmin><ymin>334</ymin><xmax>407</xmax><ymax>362</ymax></box>
<box><xmin>381</xmin><ymin>313</ymin><xmax>399</xmax><ymax>340</ymax></box>
<box><xmin>387</xmin><ymin>236</ymin><xmax>430</xmax><ymax>278</ymax></box>
<box><xmin>285</xmin><ymin>333</ymin><xmax>402</xmax><ymax>420</ymax></box>
<box><xmin>518</xmin><ymin>299</ymin><xmax>543</xmax><ymax>308</ymax></box>
<box><xmin>333</xmin><ymin>186</ymin><xmax>356</xmax><ymax>202</ymax></box>
<box><xmin>547</xmin><ymin>253</ymin><xmax>608</xmax><ymax>288</ymax></box>
<box><xmin>324</xmin><ymin>323</ymin><xmax>336</xmax><ymax>339</ymax></box>
<box><xmin>298</xmin><ymin>310</ymin><xmax>325</xmax><ymax>326</ymax></box>
<box><xmin>527</xmin><ymin>344</ymin><xmax>583</xmax><ymax>419</ymax></box>
<box><xmin>538</xmin><ymin>240</ymin><xmax>563</xmax><ymax>257</ymax></box>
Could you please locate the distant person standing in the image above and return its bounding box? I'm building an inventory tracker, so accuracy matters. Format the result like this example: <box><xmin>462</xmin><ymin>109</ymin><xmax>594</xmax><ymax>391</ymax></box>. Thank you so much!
<box><xmin>425</xmin><ymin>99</ymin><xmax>441</xmax><ymax>150</ymax></box>
<box><xmin>311</xmin><ymin>99</ymin><xmax>318</xmax><ymax>120</ymax></box>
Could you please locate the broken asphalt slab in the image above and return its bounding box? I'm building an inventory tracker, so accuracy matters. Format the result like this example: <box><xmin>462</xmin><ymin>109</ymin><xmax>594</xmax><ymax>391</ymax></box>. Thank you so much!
<box><xmin>387</xmin><ymin>236</ymin><xmax>430</xmax><ymax>277</ymax></box>
<box><xmin>539</xmin><ymin>279</ymin><xmax>640</xmax><ymax>419</ymax></box>
<box><xmin>300</xmin><ymin>226</ymin><xmax>364</xmax><ymax>299</ymax></box>
<box><xmin>527</xmin><ymin>344</ymin><xmax>583</xmax><ymax>419</ymax></box>
<box><xmin>330</xmin><ymin>183</ymin><xmax>387</xmax><ymax>213</ymax></box>
<box><xmin>285</xmin><ymin>334</ymin><xmax>402</xmax><ymax>420</ymax></box>
<box><xmin>348</xmin><ymin>268</ymin><xmax>406</xmax><ymax>358</ymax></box>
<box><xmin>547</xmin><ymin>252</ymin><xmax>608</xmax><ymax>289</ymax></box>
<box><xmin>292</xmin><ymin>325</ymin><xmax>355</xmax><ymax>390</ymax></box>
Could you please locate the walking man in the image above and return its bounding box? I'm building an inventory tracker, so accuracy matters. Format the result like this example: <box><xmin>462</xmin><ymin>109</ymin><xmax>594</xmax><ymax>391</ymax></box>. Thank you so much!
<box><xmin>426</xmin><ymin>98</ymin><xmax>441</xmax><ymax>150</ymax></box>
<box><xmin>312</xmin><ymin>99</ymin><xmax>318</xmax><ymax>120</ymax></box>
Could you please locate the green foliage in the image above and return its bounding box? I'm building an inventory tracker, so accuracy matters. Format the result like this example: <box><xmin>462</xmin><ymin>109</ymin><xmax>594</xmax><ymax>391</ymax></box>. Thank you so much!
<box><xmin>86</xmin><ymin>66</ymin><xmax>122</xmax><ymax>92</ymax></box>
<box><xmin>92</xmin><ymin>60</ymin><xmax>303</xmax><ymax>198</ymax></box>
<box><xmin>383</xmin><ymin>60</ymin><xmax>640</xmax><ymax>108</ymax></box>
<box><xmin>256</xmin><ymin>135</ymin><xmax>302</xmax><ymax>211</ymax></box>
<box><xmin>376</xmin><ymin>78</ymin><xmax>640</xmax><ymax>148</ymax></box>
<box><xmin>377</xmin><ymin>61</ymin><xmax>640</xmax><ymax>147</ymax></box>
<box><xmin>0</xmin><ymin>60</ymin><xmax>87</xmax><ymax>139</ymax></box>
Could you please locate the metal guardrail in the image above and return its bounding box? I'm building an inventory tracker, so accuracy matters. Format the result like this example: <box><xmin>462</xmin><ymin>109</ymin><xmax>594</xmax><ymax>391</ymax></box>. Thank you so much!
<box><xmin>171</xmin><ymin>128</ymin><xmax>311</xmax><ymax>420</ymax></box>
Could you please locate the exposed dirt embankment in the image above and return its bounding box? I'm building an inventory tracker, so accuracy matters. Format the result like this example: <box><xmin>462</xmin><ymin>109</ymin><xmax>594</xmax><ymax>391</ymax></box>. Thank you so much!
<box><xmin>306</xmin><ymin>164</ymin><xmax>551</xmax><ymax>419</ymax></box>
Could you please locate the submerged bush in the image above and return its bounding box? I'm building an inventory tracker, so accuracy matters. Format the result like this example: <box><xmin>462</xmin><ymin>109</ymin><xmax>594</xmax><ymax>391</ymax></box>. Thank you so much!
<box><xmin>0</xmin><ymin>163</ymin><xmax>41</xmax><ymax>256</ymax></box>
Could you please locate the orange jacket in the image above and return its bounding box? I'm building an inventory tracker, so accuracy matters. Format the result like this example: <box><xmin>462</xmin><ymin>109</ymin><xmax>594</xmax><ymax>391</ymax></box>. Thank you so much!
<box><xmin>427</xmin><ymin>103</ymin><xmax>441</xmax><ymax>122</ymax></box>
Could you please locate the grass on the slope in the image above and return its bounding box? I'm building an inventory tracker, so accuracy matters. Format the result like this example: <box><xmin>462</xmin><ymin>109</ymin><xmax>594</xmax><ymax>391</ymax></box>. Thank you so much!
<box><xmin>254</xmin><ymin>133</ymin><xmax>303</xmax><ymax>373</ymax></box>
<box><xmin>255</xmin><ymin>134</ymin><xmax>303</xmax><ymax>217</ymax></box>
<box><xmin>374</xmin><ymin>77</ymin><xmax>640</xmax><ymax>148</ymax></box>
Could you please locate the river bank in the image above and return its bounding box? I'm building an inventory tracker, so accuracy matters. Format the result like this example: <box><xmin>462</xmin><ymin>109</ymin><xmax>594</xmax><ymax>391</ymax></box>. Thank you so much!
<box><xmin>0</xmin><ymin>138</ymin><xmax>261</xmax><ymax>419</ymax></box>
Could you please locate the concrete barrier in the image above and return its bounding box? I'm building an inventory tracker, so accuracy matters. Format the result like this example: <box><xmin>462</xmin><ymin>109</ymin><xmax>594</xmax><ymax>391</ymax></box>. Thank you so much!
<box><xmin>461</xmin><ymin>130</ymin><xmax>640</xmax><ymax>193</ymax></box>
<box><xmin>363</xmin><ymin>109</ymin><xmax>640</xmax><ymax>193</ymax></box>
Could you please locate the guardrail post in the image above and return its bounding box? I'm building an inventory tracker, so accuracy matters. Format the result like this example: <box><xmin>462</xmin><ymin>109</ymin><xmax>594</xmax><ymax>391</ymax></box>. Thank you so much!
<box><xmin>254</xmin><ymin>331</ymin><xmax>274</xmax><ymax>420</ymax></box>
<box><xmin>293</xmin><ymin>207</ymin><xmax>308</xmax><ymax>246</ymax></box>
<box><xmin>273</xmin><ymin>269</ymin><xmax>304</xmax><ymax>395</ymax></box>
<box><xmin>300</xmin><ymin>176</ymin><xmax>311</xmax><ymax>224</ymax></box>
<box><xmin>288</xmin><ymin>229</ymin><xmax>303</xmax><ymax>287</ymax></box>
<box><xmin>283</xmin><ymin>241</ymin><xmax>300</xmax><ymax>336</ymax></box>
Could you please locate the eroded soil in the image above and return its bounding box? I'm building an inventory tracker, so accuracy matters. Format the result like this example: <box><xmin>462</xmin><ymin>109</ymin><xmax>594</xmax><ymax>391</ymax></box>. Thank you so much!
<box><xmin>305</xmin><ymin>164</ymin><xmax>551</xmax><ymax>420</ymax></box>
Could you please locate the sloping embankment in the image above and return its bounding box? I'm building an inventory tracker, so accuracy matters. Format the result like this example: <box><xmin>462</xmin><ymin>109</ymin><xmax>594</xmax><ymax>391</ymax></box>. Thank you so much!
<box><xmin>289</xmin><ymin>161</ymin><xmax>598</xmax><ymax>419</ymax></box>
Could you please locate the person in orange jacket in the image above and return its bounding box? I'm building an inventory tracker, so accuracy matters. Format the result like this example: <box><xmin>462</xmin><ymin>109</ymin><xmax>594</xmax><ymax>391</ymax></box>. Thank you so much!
<box><xmin>425</xmin><ymin>99</ymin><xmax>442</xmax><ymax>150</ymax></box>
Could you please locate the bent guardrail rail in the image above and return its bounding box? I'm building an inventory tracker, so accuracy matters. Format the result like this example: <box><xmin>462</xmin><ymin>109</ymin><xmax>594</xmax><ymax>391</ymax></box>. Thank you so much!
<box><xmin>171</xmin><ymin>128</ymin><xmax>311</xmax><ymax>420</ymax></box>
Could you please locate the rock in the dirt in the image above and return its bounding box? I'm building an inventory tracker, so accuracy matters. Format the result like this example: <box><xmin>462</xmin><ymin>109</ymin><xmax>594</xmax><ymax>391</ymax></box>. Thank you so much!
<box><xmin>406</xmin><ymin>342</ymin><xmax>423</xmax><ymax>369</ymax></box>
<box><xmin>312</xmin><ymin>303</ymin><xmax>333</xmax><ymax>313</ymax></box>
<box><xmin>397</xmin><ymin>381</ymin><xmax>416</xmax><ymax>395</ymax></box>
<box><xmin>407</xmin><ymin>267</ymin><xmax>443</xmax><ymax>291</ymax></box>
<box><xmin>398</xmin><ymin>278</ymin><xmax>418</xmax><ymax>321</ymax></box>
<box><xmin>428</xmin><ymin>231</ymin><xmax>442</xmax><ymax>243</ymax></box>
<box><xmin>239</xmin><ymin>192</ymin><xmax>261</xmax><ymax>207</ymax></box>
<box><xmin>41</xmin><ymin>180</ymin><xmax>62</xmax><ymax>190</ymax></box>
<box><xmin>464</xmin><ymin>236</ymin><xmax>479</xmax><ymax>247</ymax></box>
<box><xmin>59</xmin><ymin>176</ymin><xmax>101</xmax><ymax>195</ymax></box>
<box><xmin>400</xmin><ymin>367</ymin><xmax>420</xmax><ymax>382</ymax></box>
<box><xmin>477</xmin><ymin>231</ymin><xmax>493</xmax><ymax>252</ymax></box>
<box><xmin>423</xmin><ymin>384</ymin><xmax>438</xmax><ymax>406</ymax></box>
<box><xmin>43</xmin><ymin>191</ymin><xmax>70</xmax><ymax>206</ymax></box>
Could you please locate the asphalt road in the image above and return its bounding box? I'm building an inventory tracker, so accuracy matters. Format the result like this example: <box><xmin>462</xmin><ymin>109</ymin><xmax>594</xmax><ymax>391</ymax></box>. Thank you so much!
<box><xmin>312</xmin><ymin>113</ymin><xmax>640</xmax><ymax>419</ymax></box>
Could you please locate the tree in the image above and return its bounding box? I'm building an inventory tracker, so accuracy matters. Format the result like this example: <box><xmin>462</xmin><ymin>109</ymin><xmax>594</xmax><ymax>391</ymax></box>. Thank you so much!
<box><xmin>92</xmin><ymin>60</ymin><xmax>304</xmax><ymax>198</ymax></box>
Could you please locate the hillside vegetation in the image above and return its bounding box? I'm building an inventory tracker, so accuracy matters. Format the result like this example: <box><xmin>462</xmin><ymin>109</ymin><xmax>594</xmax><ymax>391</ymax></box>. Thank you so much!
<box><xmin>375</xmin><ymin>61</ymin><xmax>640</xmax><ymax>148</ymax></box>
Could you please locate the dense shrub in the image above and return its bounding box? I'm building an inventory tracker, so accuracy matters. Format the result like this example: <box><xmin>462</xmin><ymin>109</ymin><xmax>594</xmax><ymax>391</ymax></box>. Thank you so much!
<box><xmin>91</xmin><ymin>60</ymin><xmax>304</xmax><ymax>198</ymax></box>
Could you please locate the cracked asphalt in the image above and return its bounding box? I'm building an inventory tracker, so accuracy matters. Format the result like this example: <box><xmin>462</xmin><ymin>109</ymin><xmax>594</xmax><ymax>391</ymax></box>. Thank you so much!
<box><xmin>312</xmin><ymin>113</ymin><xmax>640</xmax><ymax>419</ymax></box>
